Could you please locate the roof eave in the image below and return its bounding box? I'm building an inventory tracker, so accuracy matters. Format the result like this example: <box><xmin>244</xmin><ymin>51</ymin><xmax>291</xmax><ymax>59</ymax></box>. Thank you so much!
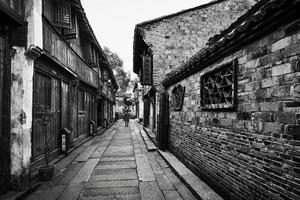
<box><xmin>162</xmin><ymin>0</ymin><xmax>300</xmax><ymax>88</ymax></box>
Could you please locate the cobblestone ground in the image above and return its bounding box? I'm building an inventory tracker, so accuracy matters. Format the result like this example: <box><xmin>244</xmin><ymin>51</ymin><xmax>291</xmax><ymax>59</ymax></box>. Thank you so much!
<box><xmin>24</xmin><ymin>120</ymin><xmax>197</xmax><ymax>200</ymax></box>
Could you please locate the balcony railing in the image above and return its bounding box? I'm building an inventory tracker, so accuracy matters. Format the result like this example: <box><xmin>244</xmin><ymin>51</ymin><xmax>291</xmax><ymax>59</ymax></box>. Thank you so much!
<box><xmin>0</xmin><ymin>0</ymin><xmax>23</xmax><ymax>16</ymax></box>
<box><xmin>43</xmin><ymin>17</ymin><xmax>98</xmax><ymax>88</ymax></box>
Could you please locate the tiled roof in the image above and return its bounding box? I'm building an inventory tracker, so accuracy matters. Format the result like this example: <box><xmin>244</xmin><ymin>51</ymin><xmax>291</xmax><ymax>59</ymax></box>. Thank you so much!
<box><xmin>162</xmin><ymin>0</ymin><xmax>300</xmax><ymax>88</ymax></box>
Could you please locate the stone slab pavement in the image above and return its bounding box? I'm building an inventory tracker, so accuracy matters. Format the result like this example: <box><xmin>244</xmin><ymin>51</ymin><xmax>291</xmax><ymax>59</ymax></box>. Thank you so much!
<box><xmin>21</xmin><ymin>120</ymin><xmax>197</xmax><ymax>200</ymax></box>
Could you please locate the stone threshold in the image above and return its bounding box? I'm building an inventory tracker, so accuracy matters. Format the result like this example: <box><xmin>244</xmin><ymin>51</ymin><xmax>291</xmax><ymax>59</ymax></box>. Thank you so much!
<box><xmin>136</xmin><ymin>123</ymin><xmax>157</xmax><ymax>152</ymax></box>
<box><xmin>140</xmin><ymin>122</ymin><xmax>223</xmax><ymax>200</ymax></box>
<box><xmin>0</xmin><ymin>121</ymin><xmax>118</xmax><ymax>200</ymax></box>
<box><xmin>135</xmin><ymin>120</ymin><xmax>157</xmax><ymax>145</ymax></box>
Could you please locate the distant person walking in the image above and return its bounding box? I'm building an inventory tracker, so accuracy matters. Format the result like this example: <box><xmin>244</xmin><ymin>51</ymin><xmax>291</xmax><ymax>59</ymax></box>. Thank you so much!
<box><xmin>124</xmin><ymin>111</ymin><xmax>129</xmax><ymax>127</ymax></box>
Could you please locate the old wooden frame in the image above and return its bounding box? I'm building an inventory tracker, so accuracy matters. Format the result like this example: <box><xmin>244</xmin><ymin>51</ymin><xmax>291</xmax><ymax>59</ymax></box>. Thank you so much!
<box><xmin>200</xmin><ymin>60</ymin><xmax>238</xmax><ymax>111</ymax></box>
<box><xmin>171</xmin><ymin>84</ymin><xmax>185</xmax><ymax>111</ymax></box>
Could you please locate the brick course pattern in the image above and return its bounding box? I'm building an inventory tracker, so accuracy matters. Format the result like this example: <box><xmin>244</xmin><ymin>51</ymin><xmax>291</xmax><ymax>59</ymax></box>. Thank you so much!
<box><xmin>139</xmin><ymin>0</ymin><xmax>256</xmax><ymax>87</ymax></box>
<box><xmin>167</xmin><ymin>23</ymin><xmax>300</xmax><ymax>199</ymax></box>
<box><xmin>137</xmin><ymin>0</ymin><xmax>256</xmax><ymax>133</ymax></box>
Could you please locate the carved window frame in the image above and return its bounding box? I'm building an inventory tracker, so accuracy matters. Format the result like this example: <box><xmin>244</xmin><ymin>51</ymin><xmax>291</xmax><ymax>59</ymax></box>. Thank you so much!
<box><xmin>63</xmin><ymin>11</ymin><xmax>77</xmax><ymax>40</ymax></box>
<box><xmin>53</xmin><ymin>0</ymin><xmax>72</xmax><ymax>29</ymax></box>
<box><xmin>200</xmin><ymin>60</ymin><xmax>238</xmax><ymax>110</ymax></box>
<box><xmin>171</xmin><ymin>84</ymin><xmax>185</xmax><ymax>111</ymax></box>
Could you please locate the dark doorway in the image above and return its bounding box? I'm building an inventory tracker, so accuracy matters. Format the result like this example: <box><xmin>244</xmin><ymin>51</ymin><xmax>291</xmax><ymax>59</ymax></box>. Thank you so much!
<box><xmin>97</xmin><ymin>99</ymin><xmax>103</xmax><ymax>128</ymax></box>
<box><xmin>143</xmin><ymin>98</ymin><xmax>150</xmax><ymax>127</ymax></box>
<box><xmin>0</xmin><ymin>30</ymin><xmax>10</xmax><ymax>194</ymax></box>
<box><xmin>61</xmin><ymin>81</ymin><xmax>69</xmax><ymax>130</ymax></box>
<box><xmin>78</xmin><ymin>89</ymin><xmax>91</xmax><ymax>136</ymax></box>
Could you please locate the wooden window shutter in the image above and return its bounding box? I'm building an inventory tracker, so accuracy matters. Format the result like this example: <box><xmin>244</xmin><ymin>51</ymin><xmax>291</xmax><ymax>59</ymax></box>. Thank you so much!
<box><xmin>141</xmin><ymin>54</ymin><xmax>152</xmax><ymax>85</ymax></box>
<box><xmin>53</xmin><ymin>0</ymin><xmax>71</xmax><ymax>28</ymax></box>
<box><xmin>63</xmin><ymin>12</ymin><xmax>77</xmax><ymax>40</ymax></box>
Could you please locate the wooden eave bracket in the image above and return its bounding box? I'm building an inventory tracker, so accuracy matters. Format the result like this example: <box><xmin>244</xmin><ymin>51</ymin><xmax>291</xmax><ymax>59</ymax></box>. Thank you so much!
<box><xmin>25</xmin><ymin>45</ymin><xmax>44</xmax><ymax>60</ymax></box>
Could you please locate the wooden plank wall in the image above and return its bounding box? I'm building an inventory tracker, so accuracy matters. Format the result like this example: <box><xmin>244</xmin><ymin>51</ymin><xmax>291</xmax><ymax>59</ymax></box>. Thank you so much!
<box><xmin>43</xmin><ymin>19</ymin><xmax>98</xmax><ymax>88</ymax></box>
<box><xmin>32</xmin><ymin>72</ymin><xmax>61</xmax><ymax>161</ymax></box>
<box><xmin>50</xmin><ymin>77</ymin><xmax>61</xmax><ymax>152</ymax></box>
<box><xmin>70</xmin><ymin>83</ymin><xmax>78</xmax><ymax>141</ymax></box>
<box><xmin>61</xmin><ymin>81</ymin><xmax>69</xmax><ymax>129</ymax></box>
<box><xmin>77</xmin><ymin>89</ymin><xmax>92</xmax><ymax>136</ymax></box>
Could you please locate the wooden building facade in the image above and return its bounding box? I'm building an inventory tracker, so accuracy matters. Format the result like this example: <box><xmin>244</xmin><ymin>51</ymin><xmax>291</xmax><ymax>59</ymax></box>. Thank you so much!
<box><xmin>0</xmin><ymin>0</ymin><xmax>117</xmax><ymax>193</ymax></box>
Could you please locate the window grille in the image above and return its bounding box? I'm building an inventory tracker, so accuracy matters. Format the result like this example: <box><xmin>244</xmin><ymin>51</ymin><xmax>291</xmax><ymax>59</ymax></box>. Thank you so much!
<box><xmin>53</xmin><ymin>0</ymin><xmax>71</xmax><ymax>29</ymax></box>
<box><xmin>63</xmin><ymin>12</ymin><xmax>77</xmax><ymax>40</ymax></box>
<box><xmin>201</xmin><ymin>60</ymin><xmax>237</xmax><ymax>110</ymax></box>
<box><xmin>171</xmin><ymin>84</ymin><xmax>185</xmax><ymax>111</ymax></box>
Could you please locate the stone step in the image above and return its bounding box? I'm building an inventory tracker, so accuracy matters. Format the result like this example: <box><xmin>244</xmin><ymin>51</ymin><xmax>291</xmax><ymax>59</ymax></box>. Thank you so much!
<box><xmin>159</xmin><ymin>150</ymin><xmax>223</xmax><ymax>200</ymax></box>
<box><xmin>71</xmin><ymin>158</ymin><xmax>100</xmax><ymax>183</ymax></box>
<box><xmin>135</xmin><ymin>154</ymin><xmax>155</xmax><ymax>182</ymax></box>
<box><xmin>139</xmin><ymin>129</ymin><xmax>157</xmax><ymax>151</ymax></box>
<box><xmin>85</xmin><ymin>180</ymin><xmax>139</xmax><ymax>189</ymax></box>
<box><xmin>82</xmin><ymin>187</ymin><xmax>139</xmax><ymax>196</ymax></box>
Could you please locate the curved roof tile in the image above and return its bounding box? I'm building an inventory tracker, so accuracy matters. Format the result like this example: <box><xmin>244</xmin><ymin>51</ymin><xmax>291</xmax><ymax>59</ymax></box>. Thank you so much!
<box><xmin>162</xmin><ymin>0</ymin><xmax>300</xmax><ymax>88</ymax></box>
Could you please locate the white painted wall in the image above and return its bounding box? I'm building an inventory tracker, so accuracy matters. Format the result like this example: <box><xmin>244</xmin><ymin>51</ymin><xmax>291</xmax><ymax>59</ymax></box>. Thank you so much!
<box><xmin>25</xmin><ymin>0</ymin><xmax>43</xmax><ymax>48</ymax></box>
<box><xmin>10</xmin><ymin>0</ymin><xmax>42</xmax><ymax>187</ymax></box>
<box><xmin>10</xmin><ymin>47</ymin><xmax>34</xmax><ymax>179</ymax></box>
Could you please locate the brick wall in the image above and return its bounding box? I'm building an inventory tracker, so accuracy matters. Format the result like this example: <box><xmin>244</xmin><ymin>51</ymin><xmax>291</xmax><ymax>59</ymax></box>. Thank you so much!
<box><xmin>139</xmin><ymin>0</ymin><xmax>256</xmax><ymax>133</ymax></box>
<box><xmin>167</xmin><ymin>23</ymin><xmax>300</xmax><ymax>199</ymax></box>
<box><xmin>140</xmin><ymin>0</ymin><xmax>256</xmax><ymax>87</ymax></box>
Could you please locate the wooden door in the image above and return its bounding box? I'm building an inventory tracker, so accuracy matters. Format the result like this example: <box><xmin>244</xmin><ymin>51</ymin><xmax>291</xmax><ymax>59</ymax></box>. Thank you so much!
<box><xmin>143</xmin><ymin>98</ymin><xmax>150</xmax><ymax>127</ymax></box>
<box><xmin>158</xmin><ymin>92</ymin><xmax>169</xmax><ymax>151</ymax></box>
<box><xmin>61</xmin><ymin>81</ymin><xmax>69</xmax><ymax>129</ymax></box>
<box><xmin>70</xmin><ymin>83</ymin><xmax>78</xmax><ymax>140</ymax></box>
<box><xmin>78</xmin><ymin>89</ymin><xmax>87</xmax><ymax>136</ymax></box>
<box><xmin>32</xmin><ymin>72</ymin><xmax>51</xmax><ymax>161</ymax></box>
<box><xmin>97</xmin><ymin>100</ymin><xmax>102</xmax><ymax>127</ymax></box>
<box><xmin>32</xmin><ymin>72</ymin><xmax>61</xmax><ymax>162</ymax></box>
<box><xmin>50</xmin><ymin>77</ymin><xmax>61</xmax><ymax>153</ymax></box>
<box><xmin>86</xmin><ymin>92</ymin><xmax>91</xmax><ymax>124</ymax></box>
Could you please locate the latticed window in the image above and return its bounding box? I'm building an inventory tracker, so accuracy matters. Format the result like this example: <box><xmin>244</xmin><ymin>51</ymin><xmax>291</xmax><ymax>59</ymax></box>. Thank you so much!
<box><xmin>171</xmin><ymin>84</ymin><xmax>185</xmax><ymax>111</ymax></box>
<box><xmin>63</xmin><ymin>12</ymin><xmax>77</xmax><ymax>39</ymax></box>
<box><xmin>201</xmin><ymin>60</ymin><xmax>237</xmax><ymax>110</ymax></box>
<box><xmin>53</xmin><ymin>0</ymin><xmax>71</xmax><ymax>28</ymax></box>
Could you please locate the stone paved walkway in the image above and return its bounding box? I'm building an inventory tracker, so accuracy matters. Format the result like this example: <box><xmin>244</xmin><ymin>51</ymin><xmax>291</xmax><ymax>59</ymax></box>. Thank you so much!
<box><xmin>24</xmin><ymin>120</ymin><xmax>197</xmax><ymax>200</ymax></box>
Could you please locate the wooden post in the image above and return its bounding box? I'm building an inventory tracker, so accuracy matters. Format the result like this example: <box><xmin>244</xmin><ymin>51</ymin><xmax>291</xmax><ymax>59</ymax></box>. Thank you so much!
<box><xmin>143</xmin><ymin>98</ymin><xmax>150</xmax><ymax>127</ymax></box>
<box><xmin>158</xmin><ymin>92</ymin><xmax>169</xmax><ymax>151</ymax></box>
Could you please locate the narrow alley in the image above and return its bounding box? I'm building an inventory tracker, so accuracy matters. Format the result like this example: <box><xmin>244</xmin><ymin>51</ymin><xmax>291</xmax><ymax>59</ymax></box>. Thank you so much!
<box><xmin>23</xmin><ymin>120</ymin><xmax>197</xmax><ymax>200</ymax></box>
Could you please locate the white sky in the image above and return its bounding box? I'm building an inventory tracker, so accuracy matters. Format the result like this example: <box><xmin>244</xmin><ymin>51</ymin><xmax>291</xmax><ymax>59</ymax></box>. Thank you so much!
<box><xmin>81</xmin><ymin>0</ymin><xmax>212</xmax><ymax>78</ymax></box>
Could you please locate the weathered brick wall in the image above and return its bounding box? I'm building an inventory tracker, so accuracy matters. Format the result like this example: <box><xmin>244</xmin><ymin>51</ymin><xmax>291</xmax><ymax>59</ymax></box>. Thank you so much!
<box><xmin>167</xmin><ymin>25</ymin><xmax>300</xmax><ymax>199</ymax></box>
<box><xmin>141</xmin><ymin>0</ymin><xmax>256</xmax><ymax>87</ymax></box>
<box><xmin>140</xmin><ymin>0</ymin><xmax>256</xmax><ymax>133</ymax></box>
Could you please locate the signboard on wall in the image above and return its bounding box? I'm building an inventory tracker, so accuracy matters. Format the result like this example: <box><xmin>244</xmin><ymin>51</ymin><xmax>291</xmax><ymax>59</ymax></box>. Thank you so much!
<box><xmin>140</xmin><ymin>54</ymin><xmax>152</xmax><ymax>85</ymax></box>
